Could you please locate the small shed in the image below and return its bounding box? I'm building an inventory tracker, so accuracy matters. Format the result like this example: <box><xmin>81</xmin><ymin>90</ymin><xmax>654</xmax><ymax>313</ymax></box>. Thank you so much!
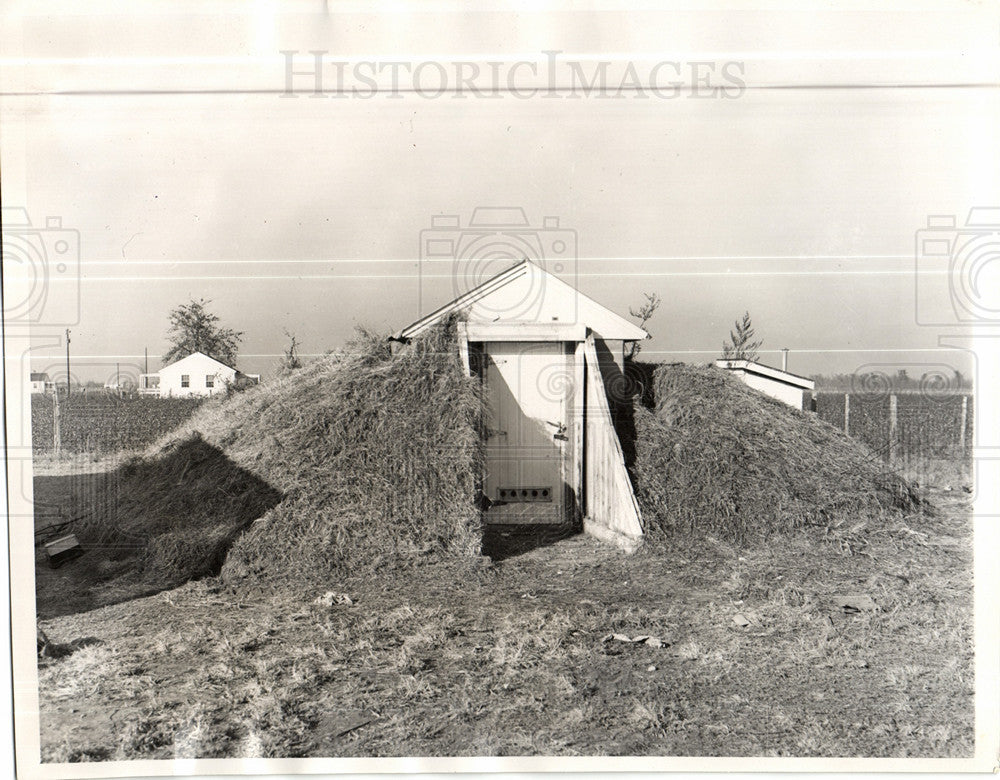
<box><xmin>393</xmin><ymin>259</ymin><xmax>648</xmax><ymax>551</ymax></box>
<box><xmin>714</xmin><ymin>358</ymin><xmax>815</xmax><ymax>410</ymax></box>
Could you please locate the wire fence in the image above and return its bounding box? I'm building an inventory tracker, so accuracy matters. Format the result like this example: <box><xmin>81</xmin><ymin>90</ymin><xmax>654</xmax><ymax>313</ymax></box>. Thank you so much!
<box><xmin>814</xmin><ymin>391</ymin><xmax>973</xmax><ymax>465</ymax></box>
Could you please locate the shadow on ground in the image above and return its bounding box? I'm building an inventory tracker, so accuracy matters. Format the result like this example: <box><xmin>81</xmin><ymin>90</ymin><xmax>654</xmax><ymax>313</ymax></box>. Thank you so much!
<box><xmin>34</xmin><ymin>435</ymin><xmax>283</xmax><ymax>619</ymax></box>
<box><xmin>482</xmin><ymin>523</ymin><xmax>581</xmax><ymax>562</ymax></box>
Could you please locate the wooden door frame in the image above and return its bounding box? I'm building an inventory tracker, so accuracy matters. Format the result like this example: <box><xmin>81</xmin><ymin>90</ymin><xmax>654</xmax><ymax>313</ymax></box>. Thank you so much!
<box><xmin>469</xmin><ymin>335</ymin><xmax>584</xmax><ymax>525</ymax></box>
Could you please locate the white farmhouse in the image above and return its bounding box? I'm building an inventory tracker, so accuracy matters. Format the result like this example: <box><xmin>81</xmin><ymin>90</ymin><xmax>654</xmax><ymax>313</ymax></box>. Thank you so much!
<box><xmin>141</xmin><ymin>352</ymin><xmax>259</xmax><ymax>398</ymax></box>
<box><xmin>714</xmin><ymin>358</ymin><xmax>815</xmax><ymax>410</ymax></box>
<box><xmin>30</xmin><ymin>372</ymin><xmax>52</xmax><ymax>394</ymax></box>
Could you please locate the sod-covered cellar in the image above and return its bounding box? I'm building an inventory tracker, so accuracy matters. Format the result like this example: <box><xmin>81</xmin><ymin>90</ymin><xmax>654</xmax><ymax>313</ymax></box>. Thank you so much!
<box><xmin>54</xmin><ymin>259</ymin><xmax>918</xmax><ymax>605</ymax></box>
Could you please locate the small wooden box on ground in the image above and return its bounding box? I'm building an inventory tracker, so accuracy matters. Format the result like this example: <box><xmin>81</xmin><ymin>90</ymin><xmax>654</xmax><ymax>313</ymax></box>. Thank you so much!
<box><xmin>44</xmin><ymin>534</ymin><xmax>84</xmax><ymax>568</ymax></box>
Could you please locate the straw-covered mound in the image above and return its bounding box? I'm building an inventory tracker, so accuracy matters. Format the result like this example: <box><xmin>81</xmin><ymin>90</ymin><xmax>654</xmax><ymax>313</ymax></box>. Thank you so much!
<box><xmin>633</xmin><ymin>363</ymin><xmax>919</xmax><ymax>544</ymax></box>
<box><xmin>77</xmin><ymin>319</ymin><xmax>484</xmax><ymax>593</ymax></box>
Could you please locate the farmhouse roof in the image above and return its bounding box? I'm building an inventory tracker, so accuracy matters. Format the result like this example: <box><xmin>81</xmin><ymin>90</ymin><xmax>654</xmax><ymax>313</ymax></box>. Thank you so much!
<box><xmin>714</xmin><ymin>358</ymin><xmax>816</xmax><ymax>390</ymax></box>
<box><xmin>161</xmin><ymin>351</ymin><xmax>236</xmax><ymax>373</ymax></box>
<box><xmin>30</xmin><ymin>372</ymin><xmax>49</xmax><ymax>381</ymax></box>
<box><xmin>392</xmin><ymin>259</ymin><xmax>649</xmax><ymax>342</ymax></box>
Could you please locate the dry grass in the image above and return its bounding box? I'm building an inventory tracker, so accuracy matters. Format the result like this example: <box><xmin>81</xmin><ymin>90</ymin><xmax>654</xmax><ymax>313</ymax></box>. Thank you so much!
<box><xmin>215</xmin><ymin>319</ymin><xmax>484</xmax><ymax>587</ymax></box>
<box><xmin>54</xmin><ymin>318</ymin><xmax>483</xmax><ymax>601</ymax></box>
<box><xmin>33</xmin><ymin>346</ymin><xmax>973</xmax><ymax>761</ymax></box>
<box><xmin>633</xmin><ymin>363</ymin><xmax>919</xmax><ymax>545</ymax></box>
<box><xmin>36</xmin><ymin>488</ymin><xmax>973</xmax><ymax>760</ymax></box>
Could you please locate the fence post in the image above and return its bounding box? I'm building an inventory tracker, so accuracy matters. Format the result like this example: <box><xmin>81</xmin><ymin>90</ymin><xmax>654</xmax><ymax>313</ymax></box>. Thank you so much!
<box><xmin>52</xmin><ymin>386</ymin><xmax>61</xmax><ymax>457</ymax></box>
<box><xmin>843</xmin><ymin>393</ymin><xmax>850</xmax><ymax>434</ymax></box>
<box><xmin>959</xmin><ymin>395</ymin><xmax>968</xmax><ymax>457</ymax></box>
<box><xmin>888</xmin><ymin>394</ymin><xmax>898</xmax><ymax>462</ymax></box>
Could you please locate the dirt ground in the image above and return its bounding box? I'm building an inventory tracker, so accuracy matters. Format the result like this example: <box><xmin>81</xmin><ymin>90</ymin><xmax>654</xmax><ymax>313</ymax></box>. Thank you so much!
<box><xmin>33</xmin><ymin>483</ymin><xmax>973</xmax><ymax>761</ymax></box>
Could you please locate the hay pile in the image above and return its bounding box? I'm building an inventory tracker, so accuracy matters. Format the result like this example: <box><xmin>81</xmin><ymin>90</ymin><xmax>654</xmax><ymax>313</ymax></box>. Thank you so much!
<box><xmin>78</xmin><ymin>319</ymin><xmax>483</xmax><ymax>592</ymax></box>
<box><xmin>633</xmin><ymin>363</ymin><xmax>918</xmax><ymax>544</ymax></box>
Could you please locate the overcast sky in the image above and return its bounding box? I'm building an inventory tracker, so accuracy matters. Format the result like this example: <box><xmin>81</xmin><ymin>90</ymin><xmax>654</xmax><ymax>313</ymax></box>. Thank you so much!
<box><xmin>3</xmin><ymin>1</ymin><xmax>999</xmax><ymax>387</ymax></box>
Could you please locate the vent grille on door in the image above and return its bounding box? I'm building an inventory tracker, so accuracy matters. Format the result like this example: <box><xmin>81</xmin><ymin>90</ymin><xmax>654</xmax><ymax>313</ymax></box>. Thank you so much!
<box><xmin>497</xmin><ymin>487</ymin><xmax>553</xmax><ymax>503</ymax></box>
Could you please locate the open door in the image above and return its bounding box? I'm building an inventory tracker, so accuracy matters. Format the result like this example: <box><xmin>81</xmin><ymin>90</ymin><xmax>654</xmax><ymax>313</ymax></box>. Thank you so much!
<box><xmin>582</xmin><ymin>333</ymin><xmax>643</xmax><ymax>550</ymax></box>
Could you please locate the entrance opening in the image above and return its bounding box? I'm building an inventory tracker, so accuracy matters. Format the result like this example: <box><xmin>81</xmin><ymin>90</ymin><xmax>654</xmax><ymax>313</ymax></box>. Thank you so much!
<box><xmin>475</xmin><ymin>339</ymin><xmax>582</xmax><ymax>558</ymax></box>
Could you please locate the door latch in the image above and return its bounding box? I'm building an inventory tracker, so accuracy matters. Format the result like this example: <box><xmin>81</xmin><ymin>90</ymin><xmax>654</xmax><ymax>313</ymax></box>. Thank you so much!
<box><xmin>546</xmin><ymin>420</ymin><xmax>568</xmax><ymax>441</ymax></box>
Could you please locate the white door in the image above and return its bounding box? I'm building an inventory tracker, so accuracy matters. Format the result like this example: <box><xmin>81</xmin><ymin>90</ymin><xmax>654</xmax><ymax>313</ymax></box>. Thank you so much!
<box><xmin>482</xmin><ymin>341</ymin><xmax>572</xmax><ymax>524</ymax></box>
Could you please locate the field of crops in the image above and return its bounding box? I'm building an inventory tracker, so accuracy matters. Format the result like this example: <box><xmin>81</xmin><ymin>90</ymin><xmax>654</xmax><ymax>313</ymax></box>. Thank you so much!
<box><xmin>31</xmin><ymin>394</ymin><xmax>203</xmax><ymax>455</ymax></box>
<box><xmin>31</xmin><ymin>387</ymin><xmax>973</xmax><ymax>465</ymax></box>
<box><xmin>814</xmin><ymin>391</ymin><xmax>973</xmax><ymax>465</ymax></box>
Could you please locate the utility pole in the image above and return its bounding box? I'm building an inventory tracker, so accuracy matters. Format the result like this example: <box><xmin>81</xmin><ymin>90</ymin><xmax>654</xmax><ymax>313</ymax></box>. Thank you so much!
<box><xmin>52</xmin><ymin>384</ymin><xmax>61</xmax><ymax>456</ymax></box>
<box><xmin>65</xmin><ymin>328</ymin><xmax>71</xmax><ymax>397</ymax></box>
<box><xmin>144</xmin><ymin>347</ymin><xmax>148</xmax><ymax>375</ymax></box>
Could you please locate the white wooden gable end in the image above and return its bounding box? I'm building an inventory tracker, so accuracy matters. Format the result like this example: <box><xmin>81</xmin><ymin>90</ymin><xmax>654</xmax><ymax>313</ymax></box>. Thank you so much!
<box><xmin>393</xmin><ymin>259</ymin><xmax>648</xmax><ymax>343</ymax></box>
<box><xmin>162</xmin><ymin>351</ymin><xmax>235</xmax><ymax>374</ymax></box>
<box><xmin>394</xmin><ymin>259</ymin><xmax>647</xmax><ymax>552</ymax></box>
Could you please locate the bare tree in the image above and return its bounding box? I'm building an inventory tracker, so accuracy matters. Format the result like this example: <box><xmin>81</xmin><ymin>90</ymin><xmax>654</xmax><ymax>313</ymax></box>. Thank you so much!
<box><xmin>722</xmin><ymin>311</ymin><xmax>763</xmax><ymax>362</ymax></box>
<box><xmin>281</xmin><ymin>329</ymin><xmax>302</xmax><ymax>371</ymax></box>
<box><xmin>626</xmin><ymin>292</ymin><xmax>662</xmax><ymax>360</ymax></box>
